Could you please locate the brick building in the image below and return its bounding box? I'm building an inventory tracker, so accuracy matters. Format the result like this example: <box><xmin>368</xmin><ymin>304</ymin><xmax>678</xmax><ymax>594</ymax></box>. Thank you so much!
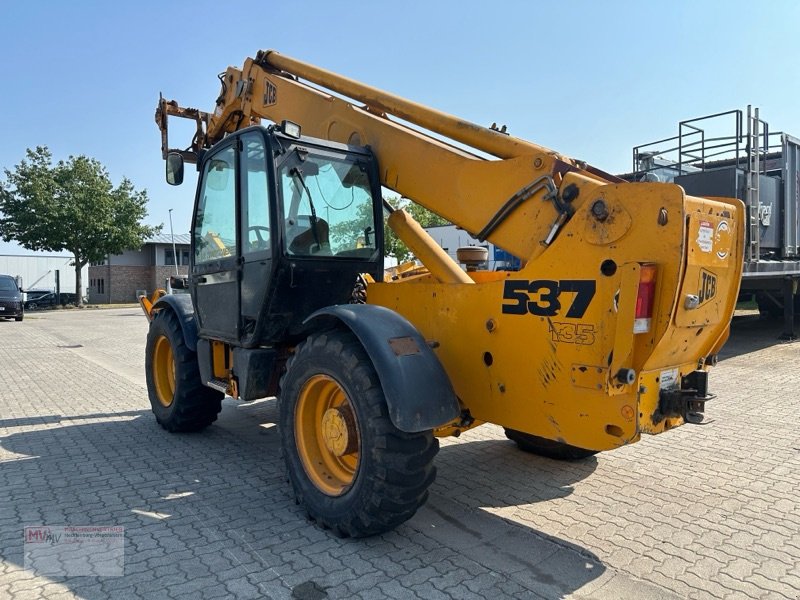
<box><xmin>88</xmin><ymin>234</ymin><xmax>191</xmax><ymax>304</ymax></box>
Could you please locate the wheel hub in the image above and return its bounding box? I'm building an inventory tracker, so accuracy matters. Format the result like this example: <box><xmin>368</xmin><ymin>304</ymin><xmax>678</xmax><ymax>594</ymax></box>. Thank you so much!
<box><xmin>152</xmin><ymin>335</ymin><xmax>176</xmax><ymax>407</ymax></box>
<box><xmin>294</xmin><ymin>374</ymin><xmax>360</xmax><ymax>496</ymax></box>
<box><xmin>321</xmin><ymin>406</ymin><xmax>357</xmax><ymax>456</ymax></box>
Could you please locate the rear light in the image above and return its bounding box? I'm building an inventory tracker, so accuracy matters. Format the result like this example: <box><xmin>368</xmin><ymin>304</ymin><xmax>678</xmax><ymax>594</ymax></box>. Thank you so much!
<box><xmin>634</xmin><ymin>264</ymin><xmax>657</xmax><ymax>333</ymax></box>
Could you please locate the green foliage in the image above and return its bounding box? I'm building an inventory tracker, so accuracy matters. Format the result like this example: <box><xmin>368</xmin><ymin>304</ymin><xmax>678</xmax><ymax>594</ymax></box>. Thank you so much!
<box><xmin>383</xmin><ymin>196</ymin><xmax>449</xmax><ymax>264</ymax></box>
<box><xmin>328</xmin><ymin>195</ymin><xmax>450</xmax><ymax>265</ymax></box>
<box><xmin>0</xmin><ymin>146</ymin><xmax>161</xmax><ymax>303</ymax></box>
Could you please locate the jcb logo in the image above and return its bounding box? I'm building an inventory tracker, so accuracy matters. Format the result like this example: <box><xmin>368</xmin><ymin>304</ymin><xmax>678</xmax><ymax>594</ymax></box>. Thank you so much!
<box><xmin>699</xmin><ymin>269</ymin><xmax>717</xmax><ymax>304</ymax></box>
<box><xmin>264</xmin><ymin>80</ymin><xmax>277</xmax><ymax>106</ymax></box>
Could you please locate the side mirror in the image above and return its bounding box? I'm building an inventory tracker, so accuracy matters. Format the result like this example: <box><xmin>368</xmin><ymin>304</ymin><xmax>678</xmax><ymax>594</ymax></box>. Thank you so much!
<box><xmin>166</xmin><ymin>152</ymin><xmax>184</xmax><ymax>186</ymax></box>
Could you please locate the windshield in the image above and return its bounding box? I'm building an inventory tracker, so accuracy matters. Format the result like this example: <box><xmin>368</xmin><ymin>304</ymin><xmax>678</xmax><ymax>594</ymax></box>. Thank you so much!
<box><xmin>0</xmin><ymin>277</ymin><xmax>18</xmax><ymax>292</ymax></box>
<box><xmin>279</xmin><ymin>152</ymin><xmax>377</xmax><ymax>258</ymax></box>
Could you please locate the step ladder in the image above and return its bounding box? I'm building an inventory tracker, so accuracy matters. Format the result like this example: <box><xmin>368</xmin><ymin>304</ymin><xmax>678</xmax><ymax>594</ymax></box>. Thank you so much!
<box><xmin>745</xmin><ymin>106</ymin><xmax>761</xmax><ymax>262</ymax></box>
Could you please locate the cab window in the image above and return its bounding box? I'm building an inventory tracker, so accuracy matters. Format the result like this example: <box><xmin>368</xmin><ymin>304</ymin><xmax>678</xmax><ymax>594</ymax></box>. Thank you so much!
<box><xmin>194</xmin><ymin>145</ymin><xmax>237</xmax><ymax>263</ymax></box>
<box><xmin>279</xmin><ymin>153</ymin><xmax>377</xmax><ymax>258</ymax></box>
<box><xmin>241</xmin><ymin>133</ymin><xmax>271</xmax><ymax>255</ymax></box>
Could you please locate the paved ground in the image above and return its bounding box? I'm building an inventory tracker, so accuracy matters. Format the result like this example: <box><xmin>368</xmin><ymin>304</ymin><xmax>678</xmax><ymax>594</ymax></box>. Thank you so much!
<box><xmin>0</xmin><ymin>307</ymin><xmax>798</xmax><ymax>599</ymax></box>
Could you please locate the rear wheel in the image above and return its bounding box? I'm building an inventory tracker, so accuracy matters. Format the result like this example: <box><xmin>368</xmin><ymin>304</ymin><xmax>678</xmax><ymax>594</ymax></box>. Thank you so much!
<box><xmin>279</xmin><ymin>330</ymin><xmax>438</xmax><ymax>537</ymax></box>
<box><xmin>504</xmin><ymin>428</ymin><xmax>597</xmax><ymax>460</ymax></box>
<box><xmin>145</xmin><ymin>309</ymin><xmax>223</xmax><ymax>432</ymax></box>
<box><xmin>755</xmin><ymin>293</ymin><xmax>783</xmax><ymax>319</ymax></box>
<box><xmin>754</xmin><ymin>291</ymin><xmax>800</xmax><ymax>319</ymax></box>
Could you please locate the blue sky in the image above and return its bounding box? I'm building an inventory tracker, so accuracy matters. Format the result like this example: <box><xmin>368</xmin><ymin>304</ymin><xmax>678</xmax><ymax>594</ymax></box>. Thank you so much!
<box><xmin>1</xmin><ymin>0</ymin><xmax>798</xmax><ymax>254</ymax></box>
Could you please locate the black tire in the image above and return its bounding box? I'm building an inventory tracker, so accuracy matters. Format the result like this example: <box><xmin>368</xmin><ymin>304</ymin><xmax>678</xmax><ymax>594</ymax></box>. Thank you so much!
<box><xmin>504</xmin><ymin>428</ymin><xmax>597</xmax><ymax>460</ymax></box>
<box><xmin>279</xmin><ymin>330</ymin><xmax>438</xmax><ymax>537</ymax></box>
<box><xmin>755</xmin><ymin>293</ymin><xmax>783</xmax><ymax>319</ymax></box>
<box><xmin>14</xmin><ymin>315</ymin><xmax>23</xmax><ymax>322</ymax></box>
<box><xmin>145</xmin><ymin>309</ymin><xmax>223</xmax><ymax>432</ymax></box>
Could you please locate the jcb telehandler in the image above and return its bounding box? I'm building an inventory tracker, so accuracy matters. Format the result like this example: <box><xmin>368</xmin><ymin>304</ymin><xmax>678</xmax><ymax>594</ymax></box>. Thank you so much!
<box><xmin>144</xmin><ymin>50</ymin><xmax>744</xmax><ymax>537</ymax></box>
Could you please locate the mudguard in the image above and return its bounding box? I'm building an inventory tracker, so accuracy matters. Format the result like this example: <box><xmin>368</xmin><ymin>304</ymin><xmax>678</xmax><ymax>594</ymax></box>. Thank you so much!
<box><xmin>304</xmin><ymin>304</ymin><xmax>460</xmax><ymax>432</ymax></box>
<box><xmin>153</xmin><ymin>294</ymin><xmax>198</xmax><ymax>352</ymax></box>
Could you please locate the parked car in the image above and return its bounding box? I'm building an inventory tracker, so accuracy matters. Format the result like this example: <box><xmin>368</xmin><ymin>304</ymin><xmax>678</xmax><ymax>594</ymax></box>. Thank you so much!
<box><xmin>24</xmin><ymin>289</ymin><xmax>53</xmax><ymax>302</ymax></box>
<box><xmin>24</xmin><ymin>292</ymin><xmax>80</xmax><ymax>310</ymax></box>
<box><xmin>0</xmin><ymin>275</ymin><xmax>24</xmax><ymax>321</ymax></box>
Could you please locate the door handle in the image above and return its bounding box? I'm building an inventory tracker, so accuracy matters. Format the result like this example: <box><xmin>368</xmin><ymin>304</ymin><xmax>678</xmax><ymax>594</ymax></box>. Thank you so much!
<box><xmin>195</xmin><ymin>276</ymin><xmax>207</xmax><ymax>284</ymax></box>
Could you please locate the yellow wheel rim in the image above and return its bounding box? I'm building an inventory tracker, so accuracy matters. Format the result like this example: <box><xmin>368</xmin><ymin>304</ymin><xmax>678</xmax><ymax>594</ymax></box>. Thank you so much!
<box><xmin>152</xmin><ymin>335</ymin><xmax>176</xmax><ymax>408</ymax></box>
<box><xmin>295</xmin><ymin>374</ymin><xmax>360</xmax><ymax>496</ymax></box>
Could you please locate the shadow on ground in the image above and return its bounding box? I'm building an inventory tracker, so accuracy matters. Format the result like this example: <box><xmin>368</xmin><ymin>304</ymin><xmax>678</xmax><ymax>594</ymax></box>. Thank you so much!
<box><xmin>720</xmin><ymin>313</ymin><xmax>796</xmax><ymax>360</ymax></box>
<box><xmin>436</xmin><ymin>437</ymin><xmax>597</xmax><ymax>507</ymax></box>
<box><xmin>0</xmin><ymin>400</ymin><xmax>607</xmax><ymax>599</ymax></box>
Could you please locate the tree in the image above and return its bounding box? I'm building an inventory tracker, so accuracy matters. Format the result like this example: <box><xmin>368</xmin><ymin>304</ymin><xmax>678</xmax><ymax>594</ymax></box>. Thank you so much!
<box><xmin>328</xmin><ymin>195</ymin><xmax>450</xmax><ymax>265</ymax></box>
<box><xmin>0</xmin><ymin>147</ymin><xmax>161</xmax><ymax>305</ymax></box>
<box><xmin>383</xmin><ymin>196</ymin><xmax>450</xmax><ymax>264</ymax></box>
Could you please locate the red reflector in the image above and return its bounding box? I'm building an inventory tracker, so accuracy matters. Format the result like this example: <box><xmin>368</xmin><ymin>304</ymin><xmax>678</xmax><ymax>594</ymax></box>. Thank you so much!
<box><xmin>634</xmin><ymin>264</ymin><xmax>657</xmax><ymax>333</ymax></box>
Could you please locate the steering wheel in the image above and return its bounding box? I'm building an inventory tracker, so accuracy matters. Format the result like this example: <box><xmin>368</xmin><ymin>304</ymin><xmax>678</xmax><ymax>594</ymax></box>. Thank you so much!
<box><xmin>247</xmin><ymin>225</ymin><xmax>270</xmax><ymax>251</ymax></box>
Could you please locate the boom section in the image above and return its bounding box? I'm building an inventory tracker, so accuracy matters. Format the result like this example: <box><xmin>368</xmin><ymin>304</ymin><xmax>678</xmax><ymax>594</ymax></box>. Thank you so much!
<box><xmin>157</xmin><ymin>50</ymin><xmax>620</xmax><ymax>262</ymax></box>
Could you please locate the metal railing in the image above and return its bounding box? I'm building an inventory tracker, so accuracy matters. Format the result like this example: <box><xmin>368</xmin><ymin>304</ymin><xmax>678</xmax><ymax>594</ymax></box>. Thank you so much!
<box><xmin>631</xmin><ymin>107</ymin><xmax>782</xmax><ymax>181</ymax></box>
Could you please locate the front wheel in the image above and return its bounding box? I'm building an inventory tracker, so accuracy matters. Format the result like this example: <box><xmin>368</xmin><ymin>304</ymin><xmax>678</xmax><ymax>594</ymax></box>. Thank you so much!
<box><xmin>504</xmin><ymin>428</ymin><xmax>597</xmax><ymax>460</ymax></box>
<box><xmin>145</xmin><ymin>309</ymin><xmax>223</xmax><ymax>432</ymax></box>
<box><xmin>279</xmin><ymin>330</ymin><xmax>438</xmax><ymax>537</ymax></box>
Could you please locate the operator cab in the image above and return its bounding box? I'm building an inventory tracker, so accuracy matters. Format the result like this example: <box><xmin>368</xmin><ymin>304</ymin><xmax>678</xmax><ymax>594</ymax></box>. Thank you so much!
<box><xmin>167</xmin><ymin>123</ymin><xmax>384</xmax><ymax>348</ymax></box>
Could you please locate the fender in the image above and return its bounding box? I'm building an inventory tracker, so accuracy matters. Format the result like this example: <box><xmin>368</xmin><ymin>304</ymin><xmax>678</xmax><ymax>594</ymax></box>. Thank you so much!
<box><xmin>153</xmin><ymin>294</ymin><xmax>199</xmax><ymax>352</ymax></box>
<box><xmin>304</xmin><ymin>304</ymin><xmax>460</xmax><ymax>433</ymax></box>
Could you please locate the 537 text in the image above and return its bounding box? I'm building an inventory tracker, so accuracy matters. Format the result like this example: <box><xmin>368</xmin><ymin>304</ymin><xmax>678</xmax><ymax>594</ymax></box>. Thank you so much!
<box><xmin>501</xmin><ymin>279</ymin><xmax>596</xmax><ymax>318</ymax></box>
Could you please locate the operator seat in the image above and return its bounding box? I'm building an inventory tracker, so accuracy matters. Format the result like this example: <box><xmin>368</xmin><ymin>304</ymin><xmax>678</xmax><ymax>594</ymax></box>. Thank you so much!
<box><xmin>287</xmin><ymin>216</ymin><xmax>331</xmax><ymax>255</ymax></box>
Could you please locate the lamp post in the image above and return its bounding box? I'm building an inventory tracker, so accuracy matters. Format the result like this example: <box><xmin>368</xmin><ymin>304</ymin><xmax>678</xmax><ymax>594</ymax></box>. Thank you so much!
<box><xmin>168</xmin><ymin>209</ymin><xmax>179</xmax><ymax>277</ymax></box>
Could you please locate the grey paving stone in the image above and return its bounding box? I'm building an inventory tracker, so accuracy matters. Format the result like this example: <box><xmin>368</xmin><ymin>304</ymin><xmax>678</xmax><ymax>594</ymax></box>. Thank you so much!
<box><xmin>0</xmin><ymin>308</ymin><xmax>798</xmax><ymax>600</ymax></box>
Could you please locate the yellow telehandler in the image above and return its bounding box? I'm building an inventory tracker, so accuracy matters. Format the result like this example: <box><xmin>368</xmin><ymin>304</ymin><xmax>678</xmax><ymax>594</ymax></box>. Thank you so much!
<box><xmin>144</xmin><ymin>50</ymin><xmax>744</xmax><ymax>536</ymax></box>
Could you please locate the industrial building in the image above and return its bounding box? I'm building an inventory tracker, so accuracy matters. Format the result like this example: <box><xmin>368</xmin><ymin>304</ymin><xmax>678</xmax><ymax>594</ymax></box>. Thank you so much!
<box><xmin>0</xmin><ymin>253</ymin><xmax>88</xmax><ymax>299</ymax></box>
<box><xmin>88</xmin><ymin>234</ymin><xmax>190</xmax><ymax>304</ymax></box>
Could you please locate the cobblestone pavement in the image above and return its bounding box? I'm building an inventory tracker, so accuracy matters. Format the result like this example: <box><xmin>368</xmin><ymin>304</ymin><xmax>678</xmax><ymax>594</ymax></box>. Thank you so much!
<box><xmin>0</xmin><ymin>308</ymin><xmax>798</xmax><ymax>599</ymax></box>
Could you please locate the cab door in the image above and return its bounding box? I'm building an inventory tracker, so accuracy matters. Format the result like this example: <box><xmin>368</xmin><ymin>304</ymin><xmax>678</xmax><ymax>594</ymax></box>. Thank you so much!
<box><xmin>239</xmin><ymin>131</ymin><xmax>274</xmax><ymax>345</ymax></box>
<box><xmin>191</xmin><ymin>142</ymin><xmax>240</xmax><ymax>341</ymax></box>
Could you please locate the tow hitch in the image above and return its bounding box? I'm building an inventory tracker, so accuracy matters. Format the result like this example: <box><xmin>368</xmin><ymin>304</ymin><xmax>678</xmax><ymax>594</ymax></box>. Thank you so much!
<box><xmin>655</xmin><ymin>371</ymin><xmax>715</xmax><ymax>425</ymax></box>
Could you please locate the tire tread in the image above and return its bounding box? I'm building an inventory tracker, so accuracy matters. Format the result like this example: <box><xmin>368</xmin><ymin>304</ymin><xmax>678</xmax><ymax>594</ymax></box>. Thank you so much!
<box><xmin>280</xmin><ymin>330</ymin><xmax>438</xmax><ymax>537</ymax></box>
<box><xmin>504</xmin><ymin>427</ymin><xmax>597</xmax><ymax>461</ymax></box>
<box><xmin>145</xmin><ymin>309</ymin><xmax>223</xmax><ymax>433</ymax></box>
